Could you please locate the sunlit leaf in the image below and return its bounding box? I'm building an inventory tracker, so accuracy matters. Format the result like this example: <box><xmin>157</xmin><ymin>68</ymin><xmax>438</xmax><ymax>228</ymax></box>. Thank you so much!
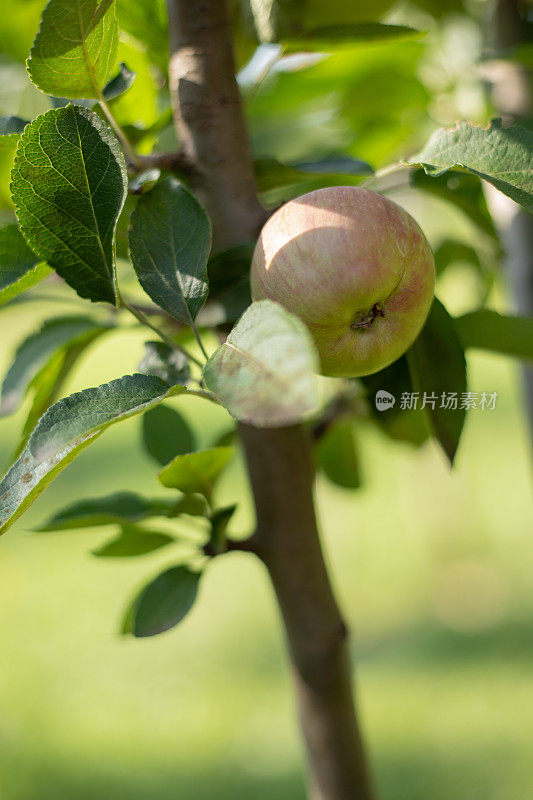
<box><xmin>411</xmin><ymin>119</ymin><xmax>533</xmax><ymax>213</ymax></box>
<box><xmin>158</xmin><ymin>447</ymin><xmax>233</xmax><ymax>499</ymax></box>
<box><xmin>0</xmin><ymin>224</ymin><xmax>51</xmax><ymax>306</ymax></box>
<box><xmin>455</xmin><ymin>310</ymin><xmax>533</xmax><ymax>361</ymax></box>
<box><xmin>0</xmin><ymin>116</ymin><xmax>28</xmax><ymax>151</ymax></box>
<box><xmin>27</xmin><ymin>0</ymin><xmax>119</xmax><ymax>98</ymax></box>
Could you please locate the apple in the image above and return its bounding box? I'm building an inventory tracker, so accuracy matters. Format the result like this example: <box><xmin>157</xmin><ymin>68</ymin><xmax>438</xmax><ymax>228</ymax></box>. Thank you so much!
<box><xmin>251</xmin><ymin>186</ymin><xmax>435</xmax><ymax>377</ymax></box>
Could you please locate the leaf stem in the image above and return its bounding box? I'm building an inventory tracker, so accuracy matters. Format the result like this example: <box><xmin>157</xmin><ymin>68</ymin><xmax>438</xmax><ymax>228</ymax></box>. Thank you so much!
<box><xmin>121</xmin><ymin>297</ymin><xmax>204</xmax><ymax>368</ymax></box>
<box><xmin>191</xmin><ymin>323</ymin><xmax>210</xmax><ymax>361</ymax></box>
<box><xmin>98</xmin><ymin>94</ymin><xmax>142</xmax><ymax>169</ymax></box>
<box><xmin>186</xmin><ymin>388</ymin><xmax>222</xmax><ymax>405</ymax></box>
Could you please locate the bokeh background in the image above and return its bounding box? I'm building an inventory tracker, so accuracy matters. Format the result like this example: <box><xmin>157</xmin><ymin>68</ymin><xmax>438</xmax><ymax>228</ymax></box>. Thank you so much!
<box><xmin>1</xmin><ymin>1</ymin><xmax>532</xmax><ymax>798</ymax></box>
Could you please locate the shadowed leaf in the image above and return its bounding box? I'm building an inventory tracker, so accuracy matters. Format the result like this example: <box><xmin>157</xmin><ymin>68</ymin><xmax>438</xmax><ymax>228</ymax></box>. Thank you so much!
<box><xmin>122</xmin><ymin>565</ymin><xmax>201</xmax><ymax>637</ymax></box>
<box><xmin>129</xmin><ymin>177</ymin><xmax>211</xmax><ymax>325</ymax></box>
<box><xmin>103</xmin><ymin>62</ymin><xmax>136</xmax><ymax>100</ymax></box>
<box><xmin>92</xmin><ymin>524</ymin><xmax>173</xmax><ymax>557</ymax></box>
<box><xmin>0</xmin><ymin>374</ymin><xmax>185</xmax><ymax>535</ymax></box>
<box><xmin>11</xmin><ymin>106</ymin><xmax>127</xmax><ymax>305</ymax></box>
<box><xmin>37</xmin><ymin>491</ymin><xmax>178</xmax><ymax>531</ymax></box>
<box><xmin>407</xmin><ymin>299</ymin><xmax>467</xmax><ymax>465</ymax></box>
<box><xmin>138</xmin><ymin>341</ymin><xmax>190</xmax><ymax>386</ymax></box>
<box><xmin>142</xmin><ymin>405</ymin><xmax>196</xmax><ymax>466</ymax></box>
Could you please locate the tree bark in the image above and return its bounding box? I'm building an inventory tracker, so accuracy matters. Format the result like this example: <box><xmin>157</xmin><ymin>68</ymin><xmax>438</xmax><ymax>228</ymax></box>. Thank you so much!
<box><xmin>484</xmin><ymin>0</ymin><xmax>533</xmax><ymax>439</ymax></box>
<box><xmin>165</xmin><ymin>1</ymin><xmax>376</xmax><ymax>798</ymax></box>
<box><xmin>166</xmin><ymin>0</ymin><xmax>268</xmax><ymax>251</ymax></box>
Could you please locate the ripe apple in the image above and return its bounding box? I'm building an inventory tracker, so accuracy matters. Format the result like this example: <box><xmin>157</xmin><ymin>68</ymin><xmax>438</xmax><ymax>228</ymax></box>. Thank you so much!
<box><xmin>251</xmin><ymin>186</ymin><xmax>435</xmax><ymax>377</ymax></box>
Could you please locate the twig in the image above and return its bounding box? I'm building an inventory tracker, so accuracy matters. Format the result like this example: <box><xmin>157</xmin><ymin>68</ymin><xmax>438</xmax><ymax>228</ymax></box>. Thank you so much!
<box><xmin>121</xmin><ymin>297</ymin><xmax>204</xmax><ymax>368</ymax></box>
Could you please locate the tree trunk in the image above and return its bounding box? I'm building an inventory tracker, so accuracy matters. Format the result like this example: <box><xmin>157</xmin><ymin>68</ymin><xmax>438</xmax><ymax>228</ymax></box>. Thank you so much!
<box><xmin>165</xmin><ymin>1</ymin><xmax>376</xmax><ymax>798</ymax></box>
<box><xmin>484</xmin><ymin>0</ymin><xmax>533</xmax><ymax>438</ymax></box>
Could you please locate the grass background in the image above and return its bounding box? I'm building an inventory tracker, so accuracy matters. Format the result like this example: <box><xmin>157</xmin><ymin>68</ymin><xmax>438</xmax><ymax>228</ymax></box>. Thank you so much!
<box><xmin>0</xmin><ymin>283</ymin><xmax>532</xmax><ymax>800</ymax></box>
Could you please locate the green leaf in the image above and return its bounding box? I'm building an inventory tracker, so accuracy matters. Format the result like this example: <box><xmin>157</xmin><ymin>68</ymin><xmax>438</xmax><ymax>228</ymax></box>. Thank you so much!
<box><xmin>0</xmin><ymin>316</ymin><xmax>111</xmax><ymax>417</ymax></box>
<box><xmin>27</xmin><ymin>0</ymin><xmax>119</xmax><ymax>98</ymax></box>
<box><xmin>122</xmin><ymin>565</ymin><xmax>201</xmax><ymax>637</ymax></box>
<box><xmin>407</xmin><ymin>299</ymin><xmax>467</xmax><ymax>465</ymax></box>
<box><xmin>283</xmin><ymin>24</ymin><xmax>425</xmax><ymax>52</ymax></box>
<box><xmin>410</xmin><ymin>120</ymin><xmax>533</xmax><ymax>213</ymax></box>
<box><xmin>142</xmin><ymin>405</ymin><xmax>196</xmax><ymax>466</ymax></box>
<box><xmin>17</xmin><ymin>341</ymin><xmax>101</xmax><ymax>457</ymax></box>
<box><xmin>129</xmin><ymin>177</ymin><xmax>211</xmax><ymax>325</ymax></box>
<box><xmin>434</xmin><ymin>239</ymin><xmax>482</xmax><ymax>277</ymax></box>
<box><xmin>361</xmin><ymin>357</ymin><xmax>429</xmax><ymax>447</ymax></box>
<box><xmin>138</xmin><ymin>341</ymin><xmax>190</xmax><ymax>386</ymax></box>
<box><xmin>197</xmin><ymin>243</ymin><xmax>254</xmax><ymax>327</ymax></box>
<box><xmin>208</xmin><ymin>504</ymin><xmax>237</xmax><ymax>549</ymax></box>
<box><xmin>203</xmin><ymin>300</ymin><xmax>319</xmax><ymax>428</ymax></box>
<box><xmin>38</xmin><ymin>491</ymin><xmax>178</xmax><ymax>530</ymax></box>
<box><xmin>0</xmin><ymin>223</ymin><xmax>52</xmax><ymax>306</ymax></box>
<box><xmin>0</xmin><ymin>374</ymin><xmax>185</xmax><ymax>535</ymax></box>
<box><xmin>11</xmin><ymin>105</ymin><xmax>127</xmax><ymax>305</ymax></box>
<box><xmin>158</xmin><ymin>447</ymin><xmax>233</xmax><ymax>499</ymax></box>
<box><xmin>92</xmin><ymin>523</ymin><xmax>173</xmax><ymax>557</ymax></box>
<box><xmin>0</xmin><ymin>116</ymin><xmax>28</xmax><ymax>151</ymax></box>
<box><xmin>116</xmin><ymin>0</ymin><xmax>168</xmax><ymax>72</ymax></box>
<box><xmin>317</xmin><ymin>420</ymin><xmax>361</xmax><ymax>489</ymax></box>
<box><xmin>254</xmin><ymin>156</ymin><xmax>371</xmax><ymax>195</ymax></box>
<box><xmin>102</xmin><ymin>62</ymin><xmax>136</xmax><ymax>100</ymax></box>
<box><xmin>455</xmin><ymin>310</ymin><xmax>533</xmax><ymax>361</ymax></box>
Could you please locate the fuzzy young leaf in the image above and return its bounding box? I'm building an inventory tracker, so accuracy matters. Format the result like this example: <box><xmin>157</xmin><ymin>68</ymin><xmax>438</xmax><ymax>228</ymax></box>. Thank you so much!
<box><xmin>142</xmin><ymin>405</ymin><xmax>196</xmax><ymax>466</ymax></box>
<box><xmin>0</xmin><ymin>374</ymin><xmax>185</xmax><ymax>535</ymax></box>
<box><xmin>0</xmin><ymin>116</ymin><xmax>28</xmax><ymax>151</ymax></box>
<box><xmin>102</xmin><ymin>62</ymin><xmax>136</xmax><ymax>100</ymax></box>
<box><xmin>411</xmin><ymin>120</ymin><xmax>533</xmax><ymax>213</ymax></box>
<box><xmin>158</xmin><ymin>447</ymin><xmax>233</xmax><ymax>499</ymax></box>
<box><xmin>129</xmin><ymin>177</ymin><xmax>211</xmax><ymax>325</ymax></box>
<box><xmin>203</xmin><ymin>300</ymin><xmax>319</xmax><ymax>427</ymax></box>
<box><xmin>92</xmin><ymin>524</ymin><xmax>173</xmax><ymax>557</ymax></box>
<box><xmin>138</xmin><ymin>341</ymin><xmax>190</xmax><ymax>386</ymax></box>
<box><xmin>38</xmin><ymin>492</ymin><xmax>178</xmax><ymax>531</ymax></box>
<box><xmin>123</xmin><ymin>565</ymin><xmax>201</xmax><ymax>637</ymax></box>
<box><xmin>11</xmin><ymin>106</ymin><xmax>127</xmax><ymax>305</ymax></box>
<box><xmin>0</xmin><ymin>224</ymin><xmax>51</xmax><ymax>306</ymax></box>
<box><xmin>0</xmin><ymin>316</ymin><xmax>111</xmax><ymax>418</ymax></box>
<box><xmin>455</xmin><ymin>310</ymin><xmax>533</xmax><ymax>361</ymax></box>
<box><xmin>27</xmin><ymin>0</ymin><xmax>119</xmax><ymax>98</ymax></box>
<box><xmin>407</xmin><ymin>299</ymin><xmax>467</xmax><ymax>465</ymax></box>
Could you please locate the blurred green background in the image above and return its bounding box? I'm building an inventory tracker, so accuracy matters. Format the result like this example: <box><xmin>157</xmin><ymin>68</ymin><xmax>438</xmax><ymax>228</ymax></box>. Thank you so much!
<box><xmin>1</xmin><ymin>0</ymin><xmax>533</xmax><ymax>798</ymax></box>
